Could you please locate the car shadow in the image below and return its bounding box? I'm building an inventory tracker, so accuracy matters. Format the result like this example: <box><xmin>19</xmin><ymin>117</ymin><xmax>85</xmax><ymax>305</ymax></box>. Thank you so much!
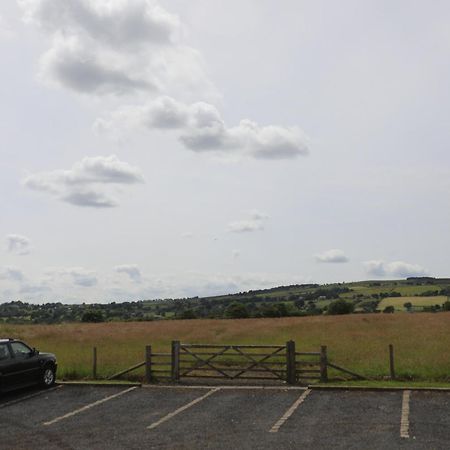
<box><xmin>0</xmin><ymin>384</ymin><xmax>49</xmax><ymax>406</ymax></box>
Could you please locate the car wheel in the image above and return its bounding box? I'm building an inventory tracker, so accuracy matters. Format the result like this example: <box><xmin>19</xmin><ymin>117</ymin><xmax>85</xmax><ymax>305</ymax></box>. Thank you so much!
<box><xmin>42</xmin><ymin>366</ymin><xmax>56</xmax><ymax>387</ymax></box>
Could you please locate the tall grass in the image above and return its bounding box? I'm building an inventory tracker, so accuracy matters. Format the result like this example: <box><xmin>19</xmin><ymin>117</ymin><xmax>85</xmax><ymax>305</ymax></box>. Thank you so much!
<box><xmin>2</xmin><ymin>313</ymin><xmax>450</xmax><ymax>381</ymax></box>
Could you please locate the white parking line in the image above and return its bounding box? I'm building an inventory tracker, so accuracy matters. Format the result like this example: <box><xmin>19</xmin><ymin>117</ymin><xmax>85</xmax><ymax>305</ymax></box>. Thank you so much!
<box><xmin>147</xmin><ymin>388</ymin><xmax>221</xmax><ymax>430</ymax></box>
<box><xmin>42</xmin><ymin>386</ymin><xmax>137</xmax><ymax>426</ymax></box>
<box><xmin>0</xmin><ymin>385</ymin><xmax>63</xmax><ymax>409</ymax></box>
<box><xmin>269</xmin><ymin>388</ymin><xmax>311</xmax><ymax>433</ymax></box>
<box><xmin>400</xmin><ymin>390</ymin><xmax>411</xmax><ymax>439</ymax></box>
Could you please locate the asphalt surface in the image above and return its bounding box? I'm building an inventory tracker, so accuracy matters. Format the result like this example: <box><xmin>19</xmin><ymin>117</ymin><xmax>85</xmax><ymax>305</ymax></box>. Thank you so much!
<box><xmin>1</xmin><ymin>384</ymin><xmax>450</xmax><ymax>449</ymax></box>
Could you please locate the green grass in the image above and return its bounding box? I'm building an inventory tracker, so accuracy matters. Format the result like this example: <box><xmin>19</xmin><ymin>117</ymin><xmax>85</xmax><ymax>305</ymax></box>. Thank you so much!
<box><xmin>316</xmin><ymin>380</ymin><xmax>450</xmax><ymax>389</ymax></box>
<box><xmin>378</xmin><ymin>296</ymin><xmax>447</xmax><ymax>311</ymax></box>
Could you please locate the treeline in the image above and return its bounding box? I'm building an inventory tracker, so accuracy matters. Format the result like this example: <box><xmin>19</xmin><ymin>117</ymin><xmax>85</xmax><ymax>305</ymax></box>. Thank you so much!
<box><xmin>1</xmin><ymin>281</ymin><xmax>450</xmax><ymax>324</ymax></box>
<box><xmin>0</xmin><ymin>285</ymin><xmax>350</xmax><ymax>324</ymax></box>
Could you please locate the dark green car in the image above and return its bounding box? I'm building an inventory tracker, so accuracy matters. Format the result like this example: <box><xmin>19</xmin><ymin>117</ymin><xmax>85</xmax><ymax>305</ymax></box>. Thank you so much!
<box><xmin>0</xmin><ymin>338</ymin><xmax>57</xmax><ymax>392</ymax></box>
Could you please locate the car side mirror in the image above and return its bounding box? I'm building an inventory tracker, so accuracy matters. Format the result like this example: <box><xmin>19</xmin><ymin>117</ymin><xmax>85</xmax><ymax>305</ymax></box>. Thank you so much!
<box><xmin>30</xmin><ymin>348</ymin><xmax>39</xmax><ymax>356</ymax></box>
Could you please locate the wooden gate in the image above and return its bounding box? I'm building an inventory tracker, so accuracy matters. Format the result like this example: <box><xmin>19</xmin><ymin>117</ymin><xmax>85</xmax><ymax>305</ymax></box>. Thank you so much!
<box><xmin>107</xmin><ymin>342</ymin><xmax>365</xmax><ymax>384</ymax></box>
<box><xmin>177</xmin><ymin>343</ymin><xmax>287</xmax><ymax>382</ymax></box>
<box><xmin>147</xmin><ymin>341</ymin><xmax>326</xmax><ymax>384</ymax></box>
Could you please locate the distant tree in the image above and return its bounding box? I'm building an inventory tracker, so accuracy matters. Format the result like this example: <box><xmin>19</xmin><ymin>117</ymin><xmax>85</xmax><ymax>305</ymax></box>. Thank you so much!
<box><xmin>276</xmin><ymin>303</ymin><xmax>288</xmax><ymax>317</ymax></box>
<box><xmin>81</xmin><ymin>310</ymin><xmax>104</xmax><ymax>323</ymax></box>
<box><xmin>294</xmin><ymin>299</ymin><xmax>305</xmax><ymax>309</ymax></box>
<box><xmin>261</xmin><ymin>305</ymin><xmax>281</xmax><ymax>318</ymax></box>
<box><xmin>443</xmin><ymin>300</ymin><xmax>450</xmax><ymax>311</ymax></box>
<box><xmin>403</xmin><ymin>302</ymin><xmax>412</xmax><ymax>312</ymax></box>
<box><xmin>327</xmin><ymin>299</ymin><xmax>354</xmax><ymax>315</ymax></box>
<box><xmin>180</xmin><ymin>309</ymin><xmax>197</xmax><ymax>319</ymax></box>
<box><xmin>383</xmin><ymin>306</ymin><xmax>395</xmax><ymax>314</ymax></box>
<box><xmin>225</xmin><ymin>302</ymin><xmax>249</xmax><ymax>319</ymax></box>
<box><xmin>306</xmin><ymin>306</ymin><xmax>323</xmax><ymax>316</ymax></box>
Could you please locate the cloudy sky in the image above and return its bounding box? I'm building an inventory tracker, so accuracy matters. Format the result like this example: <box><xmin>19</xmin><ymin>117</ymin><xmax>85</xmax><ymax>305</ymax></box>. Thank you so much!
<box><xmin>1</xmin><ymin>0</ymin><xmax>450</xmax><ymax>303</ymax></box>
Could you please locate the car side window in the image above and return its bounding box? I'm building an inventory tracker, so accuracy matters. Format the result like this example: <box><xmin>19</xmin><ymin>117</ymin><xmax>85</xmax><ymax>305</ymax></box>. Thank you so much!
<box><xmin>0</xmin><ymin>344</ymin><xmax>10</xmax><ymax>361</ymax></box>
<box><xmin>10</xmin><ymin>342</ymin><xmax>32</xmax><ymax>358</ymax></box>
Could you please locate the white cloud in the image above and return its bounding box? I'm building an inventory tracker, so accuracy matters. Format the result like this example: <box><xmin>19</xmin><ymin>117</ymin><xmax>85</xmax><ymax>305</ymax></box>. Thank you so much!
<box><xmin>0</xmin><ymin>14</ymin><xmax>14</xmax><ymax>40</ymax></box>
<box><xmin>23</xmin><ymin>155</ymin><xmax>144</xmax><ymax>207</ymax></box>
<box><xmin>19</xmin><ymin>0</ymin><xmax>180</xmax><ymax>47</ymax></box>
<box><xmin>19</xmin><ymin>282</ymin><xmax>51</xmax><ymax>295</ymax></box>
<box><xmin>228</xmin><ymin>210</ymin><xmax>269</xmax><ymax>233</ymax></box>
<box><xmin>0</xmin><ymin>267</ymin><xmax>25</xmax><ymax>282</ymax></box>
<box><xmin>39</xmin><ymin>35</ymin><xmax>155</xmax><ymax>95</ymax></box>
<box><xmin>364</xmin><ymin>260</ymin><xmax>428</xmax><ymax>278</ymax></box>
<box><xmin>96</xmin><ymin>97</ymin><xmax>309</xmax><ymax>160</ymax></box>
<box><xmin>6</xmin><ymin>234</ymin><xmax>32</xmax><ymax>255</ymax></box>
<box><xmin>19</xmin><ymin>1</ymin><xmax>309</xmax><ymax>160</ymax></box>
<box><xmin>315</xmin><ymin>249</ymin><xmax>349</xmax><ymax>263</ymax></box>
<box><xmin>48</xmin><ymin>267</ymin><xmax>98</xmax><ymax>287</ymax></box>
<box><xmin>18</xmin><ymin>0</ymin><xmax>215</xmax><ymax>99</ymax></box>
<box><xmin>115</xmin><ymin>264</ymin><xmax>142</xmax><ymax>282</ymax></box>
<box><xmin>232</xmin><ymin>249</ymin><xmax>241</xmax><ymax>259</ymax></box>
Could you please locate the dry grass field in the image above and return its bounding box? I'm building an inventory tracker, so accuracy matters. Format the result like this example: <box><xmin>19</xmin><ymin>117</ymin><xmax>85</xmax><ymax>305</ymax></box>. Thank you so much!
<box><xmin>1</xmin><ymin>313</ymin><xmax>450</xmax><ymax>381</ymax></box>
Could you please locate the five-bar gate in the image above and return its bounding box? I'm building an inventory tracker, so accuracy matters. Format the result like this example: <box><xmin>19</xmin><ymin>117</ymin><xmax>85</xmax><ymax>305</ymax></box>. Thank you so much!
<box><xmin>146</xmin><ymin>341</ymin><xmax>328</xmax><ymax>384</ymax></box>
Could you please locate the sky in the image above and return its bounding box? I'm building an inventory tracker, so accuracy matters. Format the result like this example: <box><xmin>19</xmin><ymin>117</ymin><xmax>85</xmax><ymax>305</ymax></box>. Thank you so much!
<box><xmin>1</xmin><ymin>0</ymin><xmax>450</xmax><ymax>303</ymax></box>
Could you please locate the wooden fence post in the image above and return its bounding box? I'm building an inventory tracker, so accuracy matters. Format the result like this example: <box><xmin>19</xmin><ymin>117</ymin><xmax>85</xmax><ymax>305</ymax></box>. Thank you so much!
<box><xmin>320</xmin><ymin>345</ymin><xmax>328</xmax><ymax>383</ymax></box>
<box><xmin>171</xmin><ymin>340</ymin><xmax>180</xmax><ymax>382</ymax></box>
<box><xmin>145</xmin><ymin>345</ymin><xmax>152</xmax><ymax>384</ymax></box>
<box><xmin>92</xmin><ymin>347</ymin><xmax>97</xmax><ymax>379</ymax></box>
<box><xmin>389</xmin><ymin>344</ymin><xmax>396</xmax><ymax>380</ymax></box>
<box><xmin>286</xmin><ymin>340</ymin><xmax>296</xmax><ymax>384</ymax></box>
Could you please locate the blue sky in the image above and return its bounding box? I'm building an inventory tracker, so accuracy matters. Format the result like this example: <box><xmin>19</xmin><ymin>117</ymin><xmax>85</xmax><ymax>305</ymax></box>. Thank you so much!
<box><xmin>1</xmin><ymin>0</ymin><xmax>450</xmax><ymax>303</ymax></box>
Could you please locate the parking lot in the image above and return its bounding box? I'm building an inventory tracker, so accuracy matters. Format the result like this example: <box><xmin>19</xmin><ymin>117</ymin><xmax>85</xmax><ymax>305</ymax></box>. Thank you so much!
<box><xmin>1</xmin><ymin>384</ymin><xmax>450</xmax><ymax>449</ymax></box>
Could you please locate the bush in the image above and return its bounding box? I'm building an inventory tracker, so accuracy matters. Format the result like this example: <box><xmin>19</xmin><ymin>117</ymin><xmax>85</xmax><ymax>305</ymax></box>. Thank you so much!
<box><xmin>442</xmin><ymin>301</ymin><xmax>450</xmax><ymax>311</ymax></box>
<box><xmin>81</xmin><ymin>310</ymin><xmax>104</xmax><ymax>323</ymax></box>
<box><xmin>180</xmin><ymin>309</ymin><xmax>197</xmax><ymax>319</ymax></box>
<box><xmin>225</xmin><ymin>302</ymin><xmax>249</xmax><ymax>319</ymax></box>
<box><xmin>327</xmin><ymin>299</ymin><xmax>354</xmax><ymax>315</ymax></box>
<box><xmin>383</xmin><ymin>306</ymin><xmax>395</xmax><ymax>314</ymax></box>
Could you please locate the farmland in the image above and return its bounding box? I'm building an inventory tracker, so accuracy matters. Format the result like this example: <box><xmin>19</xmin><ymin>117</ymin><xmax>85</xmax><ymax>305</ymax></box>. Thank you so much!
<box><xmin>1</xmin><ymin>312</ymin><xmax>449</xmax><ymax>382</ymax></box>
<box><xmin>1</xmin><ymin>277</ymin><xmax>450</xmax><ymax>323</ymax></box>
<box><xmin>378</xmin><ymin>296</ymin><xmax>448</xmax><ymax>311</ymax></box>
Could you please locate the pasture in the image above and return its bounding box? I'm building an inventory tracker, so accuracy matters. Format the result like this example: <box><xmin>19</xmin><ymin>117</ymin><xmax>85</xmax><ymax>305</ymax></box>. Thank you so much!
<box><xmin>378</xmin><ymin>296</ymin><xmax>448</xmax><ymax>311</ymax></box>
<box><xmin>1</xmin><ymin>313</ymin><xmax>450</xmax><ymax>381</ymax></box>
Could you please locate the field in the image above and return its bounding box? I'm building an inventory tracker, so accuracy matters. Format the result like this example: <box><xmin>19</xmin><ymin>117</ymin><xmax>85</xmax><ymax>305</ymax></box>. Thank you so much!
<box><xmin>378</xmin><ymin>296</ymin><xmax>448</xmax><ymax>311</ymax></box>
<box><xmin>1</xmin><ymin>313</ymin><xmax>450</xmax><ymax>381</ymax></box>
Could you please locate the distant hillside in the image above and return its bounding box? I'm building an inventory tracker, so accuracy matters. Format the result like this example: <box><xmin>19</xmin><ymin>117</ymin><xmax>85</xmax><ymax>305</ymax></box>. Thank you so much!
<box><xmin>1</xmin><ymin>277</ymin><xmax>450</xmax><ymax>324</ymax></box>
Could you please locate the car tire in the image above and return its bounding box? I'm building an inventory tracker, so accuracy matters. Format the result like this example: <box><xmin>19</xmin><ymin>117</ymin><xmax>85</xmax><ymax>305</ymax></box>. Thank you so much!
<box><xmin>41</xmin><ymin>365</ymin><xmax>56</xmax><ymax>387</ymax></box>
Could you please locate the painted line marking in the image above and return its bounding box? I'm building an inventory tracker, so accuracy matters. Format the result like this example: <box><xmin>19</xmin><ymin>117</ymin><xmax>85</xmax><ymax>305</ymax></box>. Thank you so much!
<box><xmin>269</xmin><ymin>388</ymin><xmax>311</xmax><ymax>433</ymax></box>
<box><xmin>147</xmin><ymin>387</ymin><xmax>221</xmax><ymax>430</ymax></box>
<box><xmin>43</xmin><ymin>386</ymin><xmax>137</xmax><ymax>426</ymax></box>
<box><xmin>400</xmin><ymin>390</ymin><xmax>411</xmax><ymax>439</ymax></box>
<box><xmin>0</xmin><ymin>385</ymin><xmax>63</xmax><ymax>409</ymax></box>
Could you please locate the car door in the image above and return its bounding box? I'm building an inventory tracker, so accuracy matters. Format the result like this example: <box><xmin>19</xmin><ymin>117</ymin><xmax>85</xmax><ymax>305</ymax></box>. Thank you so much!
<box><xmin>8</xmin><ymin>342</ymin><xmax>41</xmax><ymax>387</ymax></box>
<box><xmin>0</xmin><ymin>343</ymin><xmax>14</xmax><ymax>391</ymax></box>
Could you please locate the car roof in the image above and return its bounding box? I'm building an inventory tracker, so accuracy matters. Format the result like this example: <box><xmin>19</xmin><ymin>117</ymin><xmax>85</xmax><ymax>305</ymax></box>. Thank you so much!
<box><xmin>0</xmin><ymin>338</ymin><xmax>16</xmax><ymax>343</ymax></box>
